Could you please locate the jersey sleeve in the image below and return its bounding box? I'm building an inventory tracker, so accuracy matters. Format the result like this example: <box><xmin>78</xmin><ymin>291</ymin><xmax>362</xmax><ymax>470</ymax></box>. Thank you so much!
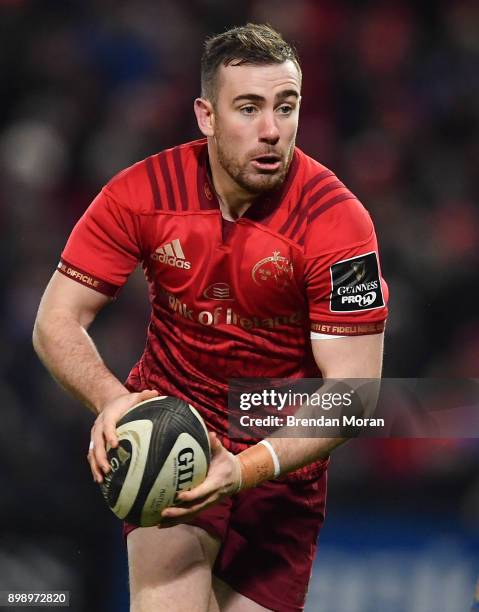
<box><xmin>304</xmin><ymin>197</ymin><xmax>389</xmax><ymax>337</ymax></box>
<box><xmin>58</xmin><ymin>187</ymin><xmax>141</xmax><ymax>297</ymax></box>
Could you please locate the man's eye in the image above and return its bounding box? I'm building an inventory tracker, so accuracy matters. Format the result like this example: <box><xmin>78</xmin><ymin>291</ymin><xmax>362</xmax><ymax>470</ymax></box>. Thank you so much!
<box><xmin>240</xmin><ymin>106</ymin><xmax>257</xmax><ymax>115</ymax></box>
<box><xmin>278</xmin><ymin>105</ymin><xmax>293</xmax><ymax>114</ymax></box>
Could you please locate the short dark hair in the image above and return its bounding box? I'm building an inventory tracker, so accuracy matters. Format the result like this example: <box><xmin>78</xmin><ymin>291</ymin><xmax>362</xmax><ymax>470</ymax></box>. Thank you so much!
<box><xmin>201</xmin><ymin>23</ymin><xmax>301</xmax><ymax>103</ymax></box>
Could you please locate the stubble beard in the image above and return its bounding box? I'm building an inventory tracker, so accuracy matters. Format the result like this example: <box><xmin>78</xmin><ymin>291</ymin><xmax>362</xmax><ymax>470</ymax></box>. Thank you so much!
<box><xmin>215</xmin><ymin>131</ymin><xmax>295</xmax><ymax>196</ymax></box>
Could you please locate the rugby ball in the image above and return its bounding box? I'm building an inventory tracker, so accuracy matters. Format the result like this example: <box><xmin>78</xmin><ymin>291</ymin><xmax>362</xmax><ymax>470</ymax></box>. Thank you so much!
<box><xmin>99</xmin><ymin>396</ymin><xmax>210</xmax><ymax>526</ymax></box>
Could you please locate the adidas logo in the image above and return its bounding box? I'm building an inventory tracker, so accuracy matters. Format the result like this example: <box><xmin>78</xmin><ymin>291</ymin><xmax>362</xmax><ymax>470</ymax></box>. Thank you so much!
<box><xmin>151</xmin><ymin>239</ymin><xmax>191</xmax><ymax>270</ymax></box>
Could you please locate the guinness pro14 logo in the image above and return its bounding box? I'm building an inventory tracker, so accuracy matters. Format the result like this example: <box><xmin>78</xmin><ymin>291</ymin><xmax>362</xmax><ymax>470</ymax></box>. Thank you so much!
<box><xmin>329</xmin><ymin>251</ymin><xmax>384</xmax><ymax>312</ymax></box>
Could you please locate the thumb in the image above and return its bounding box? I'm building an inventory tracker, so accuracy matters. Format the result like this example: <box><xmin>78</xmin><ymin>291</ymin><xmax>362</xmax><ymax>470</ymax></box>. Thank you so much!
<box><xmin>209</xmin><ymin>431</ymin><xmax>223</xmax><ymax>455</ymax></box>
<box><xmin>137</xmin><ymin>389</ymin><xmax>159</xmax><ymax>402</ymax></box>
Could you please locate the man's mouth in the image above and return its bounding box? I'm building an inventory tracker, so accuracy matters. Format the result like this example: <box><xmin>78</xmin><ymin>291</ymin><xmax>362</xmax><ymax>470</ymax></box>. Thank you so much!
<box><xmin>251</xmin><ymin>154</ymin><xmax>282</xmax><ymax>172</ymax></box>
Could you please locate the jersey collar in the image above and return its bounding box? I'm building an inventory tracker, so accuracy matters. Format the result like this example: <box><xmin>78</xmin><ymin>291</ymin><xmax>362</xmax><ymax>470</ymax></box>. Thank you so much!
<box><xmin>196</xmin><ymin>141</ymin><xmax>299</xmax><ymax>223</ymax></box>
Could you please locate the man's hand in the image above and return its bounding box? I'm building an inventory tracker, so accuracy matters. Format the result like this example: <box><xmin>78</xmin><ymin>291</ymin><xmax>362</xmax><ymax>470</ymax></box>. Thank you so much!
<box><xmin>159</xmin><ymin>432</ymin><xmax>241</xmax><ymax>528</ymax></box>
<box><xmin>88</xmin><ymin>389</ymin><xmax>158</xmax><ymax>483</ymax></box>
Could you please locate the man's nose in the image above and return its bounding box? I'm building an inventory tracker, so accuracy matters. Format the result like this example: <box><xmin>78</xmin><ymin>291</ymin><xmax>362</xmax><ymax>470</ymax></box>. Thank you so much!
<box><xmin>259</xmin><ymin>111</ymin><xmax>280</xmax><ymax>144</ymax></box>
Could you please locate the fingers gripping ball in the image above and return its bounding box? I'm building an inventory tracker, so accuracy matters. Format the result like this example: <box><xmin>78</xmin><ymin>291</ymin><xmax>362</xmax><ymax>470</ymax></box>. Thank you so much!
<box><xmin>99</xmin><ymin>396</ymin><xmax>211</xmax><ymax>526</ymax></box>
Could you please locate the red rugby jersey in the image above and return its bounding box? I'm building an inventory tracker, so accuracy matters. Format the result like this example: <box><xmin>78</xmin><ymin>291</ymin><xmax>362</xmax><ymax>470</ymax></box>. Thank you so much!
<box><xmin>59</xmin><ymin>139</ymin><xmax>388</xmax><ymax>475</ymax></box>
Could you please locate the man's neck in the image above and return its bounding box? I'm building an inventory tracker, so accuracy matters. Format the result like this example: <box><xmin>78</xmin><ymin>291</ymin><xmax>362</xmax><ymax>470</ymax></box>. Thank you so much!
<box><xmin>207</xmin><ymin>142</ymin><xmax>255</xmax><ymax>221</ymax></box>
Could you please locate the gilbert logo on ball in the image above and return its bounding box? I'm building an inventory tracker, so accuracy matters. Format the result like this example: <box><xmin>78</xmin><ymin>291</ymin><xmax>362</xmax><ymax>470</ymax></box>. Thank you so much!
<box><xmin>99</xmin><ymin>396</ymin><xmax>211</xmax><ymax>527</ymax></box>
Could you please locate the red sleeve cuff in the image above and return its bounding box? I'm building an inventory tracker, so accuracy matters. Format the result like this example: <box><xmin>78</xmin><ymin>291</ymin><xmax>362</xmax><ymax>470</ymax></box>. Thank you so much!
<box><xmin>311</xmin><ymin>320</ymin><xmax>386</xmax><ymax>336</ymax></box>
<box><xmin>57</xmin><ymin>259</ymin><xmax>121</xmax><ymax>298</ymax></box>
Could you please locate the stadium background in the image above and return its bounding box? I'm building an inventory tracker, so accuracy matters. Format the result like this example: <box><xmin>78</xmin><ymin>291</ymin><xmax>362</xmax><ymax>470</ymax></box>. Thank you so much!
<box><xmin>0</xmin><ymin>1</ymin><xmax>478</xmax><ymax>610</ymax></box>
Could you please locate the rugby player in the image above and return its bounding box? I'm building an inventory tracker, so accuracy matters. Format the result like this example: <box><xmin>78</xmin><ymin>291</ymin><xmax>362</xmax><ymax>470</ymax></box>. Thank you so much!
<box><xmin>33</xmin><ymin>24</ymin><xmax>388</xmax><ymax>612</ymax></box>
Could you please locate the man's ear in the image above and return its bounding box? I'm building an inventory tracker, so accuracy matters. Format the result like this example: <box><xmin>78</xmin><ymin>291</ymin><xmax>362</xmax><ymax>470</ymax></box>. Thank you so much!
<box><xmin>194</xmin><ymin>98</ymin><xmax>215</xmax><ymax>137</ymax></box>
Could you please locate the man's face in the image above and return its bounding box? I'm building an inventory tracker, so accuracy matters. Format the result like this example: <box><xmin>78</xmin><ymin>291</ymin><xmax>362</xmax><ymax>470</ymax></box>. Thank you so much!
<box><xmin>211</xmin><ymin>60</ymin><xmax>301</xmax><ymax>195</ymax></box>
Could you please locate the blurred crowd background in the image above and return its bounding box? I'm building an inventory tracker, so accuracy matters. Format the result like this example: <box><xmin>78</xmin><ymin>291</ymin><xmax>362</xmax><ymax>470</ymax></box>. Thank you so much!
<box><xmin>0</xmin><ymin>1</ymin><xmax>478</xmax><ymax>611</ymax></box>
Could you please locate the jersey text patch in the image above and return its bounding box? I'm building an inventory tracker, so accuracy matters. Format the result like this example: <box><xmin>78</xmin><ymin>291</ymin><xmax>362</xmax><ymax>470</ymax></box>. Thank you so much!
<box><xmin>329</xmin><ymin>252</ymin><xmax>384</xmax><ymax>312</ymax></box>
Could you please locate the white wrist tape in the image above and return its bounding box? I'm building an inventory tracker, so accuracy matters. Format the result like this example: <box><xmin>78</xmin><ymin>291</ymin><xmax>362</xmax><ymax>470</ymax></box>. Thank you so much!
<box><xmin>259</xmin><ymin>440</ymin><xmax>281</xmax><ymax>478</ymax></box>
<box><xmin>234</xmin><ymin>456</ymin><xmax>243</xmax><ymax>493</ymax></box>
